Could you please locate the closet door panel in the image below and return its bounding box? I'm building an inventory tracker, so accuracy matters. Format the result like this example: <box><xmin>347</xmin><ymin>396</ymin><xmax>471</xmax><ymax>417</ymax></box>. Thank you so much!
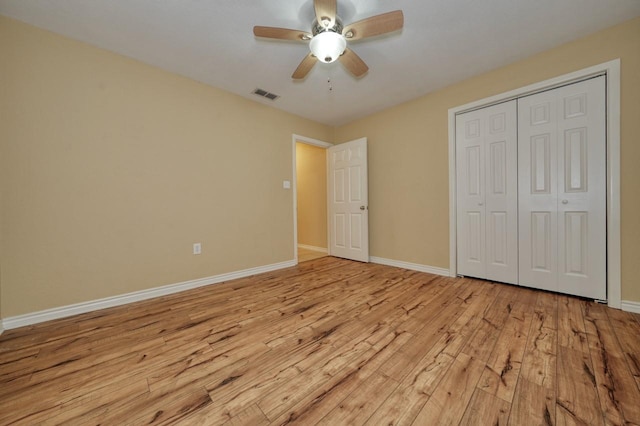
<box><xmin>484</xmin><ymin>103</ymin><xmax>518</xmax><ymax>284</ymax></box>
<box><xmin>456</xmin><ymin>110</ymin><xmax>486</xmax><ymax>279</ymax></box>
<box><xmin>518</xmin><ymin>93</ymin><xmax>559</xmax><ymax>292</ymax></box>
<box><xmin>518</xmin><ymin>76</ymin><xmax>606</xmax><ymax>299</ymax></box>
<box><xmin>456</xmin><ymin>101</ymin><xmax>517</xmax><ymax>284</ymax></box>
<box><xmin>556</xmin><ymin>77</ymin><xmax>606</xmax><ymax>299</ymax></box>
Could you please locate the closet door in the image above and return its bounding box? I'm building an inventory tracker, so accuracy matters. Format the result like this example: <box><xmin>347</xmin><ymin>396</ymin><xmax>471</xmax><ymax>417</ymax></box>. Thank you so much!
<box><xmin>518</xmin><ymin>76</ymin><xmax>606</xmax><ymax>299</ymax></box>
<box><xmin>456</xmin><ymin>100</ymin><xmax>518</xmax><ymax>284</ymax></box>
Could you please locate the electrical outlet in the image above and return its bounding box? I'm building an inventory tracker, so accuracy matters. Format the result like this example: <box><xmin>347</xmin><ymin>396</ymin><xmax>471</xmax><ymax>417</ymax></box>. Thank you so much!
<box><xmin>193</xmin><ymin>243</ymin><xmax>202</xmax><ymax>255</ymax></box>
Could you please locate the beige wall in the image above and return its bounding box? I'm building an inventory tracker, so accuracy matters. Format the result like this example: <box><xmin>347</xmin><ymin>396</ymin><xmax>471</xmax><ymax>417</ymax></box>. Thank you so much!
<box><xmin>335</xmin><ymin>17</ymin><xmax>640</xmax><ymax>302</ymax></box>
<box><xmin>296</xmin><ymin>143</ymin><xmax>328</xmax><ymax>249</ymax></box>
<box><xmin>2</xmin><ymin>15</ymin><xmax>639</xmax><ymax>321</ymax></box>
<box><xmin>0</xmin><ymin>17</ymin><xmax>332</xmax><ymax>318</ymax></box>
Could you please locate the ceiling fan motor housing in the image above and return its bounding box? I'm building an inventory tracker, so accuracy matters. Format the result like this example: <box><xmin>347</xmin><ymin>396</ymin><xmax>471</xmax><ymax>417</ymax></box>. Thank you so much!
<box><xmin>310</xmin><ymin>17</ymin><xmax>346</xmax><ymax>63</ymax></box>
<box><xmin>311</xmin><ymin>16</ymin><xmax>344</xmax><ymax>36</ymax></box>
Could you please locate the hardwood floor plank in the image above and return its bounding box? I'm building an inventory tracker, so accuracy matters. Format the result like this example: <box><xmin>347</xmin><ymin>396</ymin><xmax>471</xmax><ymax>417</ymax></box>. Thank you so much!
<box><xmin>557</xmin><ymin>296</ymin><xmax>590</xmax><ymax>353</ymax></box>
<box><xmin>519</xmin><ymin>291</ymin><xmax>558</xmax><ymax>389</ymax></box>
<box><xmin>605</xmin><ymin>307</ymin><xmax>640</xmax><ymax>391</ymax></box>
<box><xmin>366</xmin><ymin>279</ymin><xmax>501</xmax><ymax>426</ymax></box>
<box><xmin>0</xmin><ymin>347</ymin><xmax>38</xmax><ymax>398</ymax></box>
<box><xmin>556</xmin><ymin>345</ymin><xmax>604</xmax><ymax>425</ymax></box>
<box><xmin>509</xmin><ymin>291</ymin><xmax>558</xmax><ymax>426</ymax></box>
<box><xmin>1</xmin><ymin>258</ymin><xmax>638</xmax><ymax>425</ymax></box>
<box><xmin>0</xmin><ymin>337</ymin><xmax>166</xmax><ymax>421</ymax></box>
<box><xmin>443</xmin><ymin>279</ymin><xmax>503</xmax><ymax>342</ymax></box>
<box><xmin>274</xmin><ymin>324</ymin><xmax>406</xmax><ymax>423</ymax></box>
<box><xmin>266</xmin><ymin>350</ymin><xmax>385</xmax><ymax>424</ymax></box>
<box><xmin>224</xmin><ymin>404</ymin><xmax>270</xmax><ymax>426</ymax></box>
<box><xmin>412</xmin><ymin>351</ymin><xmax>486</xmax><ymax>425</ymax></box>
<box><xmin>365</xmin><ymin>331</ymin><xmax>463</xmax><ymax>426</ymax></box>
<box><xmin>376</xmin><ymin>278</ymin><xmax>469</xmax><ymax>382</ymax></box>
<box><xmin>30</xmin><ymin>375</ymin><xmax>151</xmax><ymax>425</ymax></box>
<box><xmin>459</xmin><ymin>388</ymin><xmax>510</xmax><ymax>426</ymax></box>
<box><xmin>583</xmin><ymin>302</ymin><xmax>640</xmax><ymax>425</ymax></box>
<box><xmin>114</xmin><ymin>387</ymin><xmax>212</xmax><ymax>425</ymax></box>
<box><xmin>317</xmin><ymin>372</ymin><xmax>399</xmax><ymax>425</ymax></box>
<box><xmin>146</xmin><ymin>341</ymin><xmax>263</xmax><ymax>393</ymax></box>
<box><xmin>458</xmin><ymin>284</ymin><xmax>520</xmax><ymax>364</ymax></box>
<box><xmin>205</xmin><ymin>322</ymin><xmax>407</xmax><ymax>418</ymax></box>
<box><xmin>509</xmin><ymin>377</ymin><xmax>555</xmax><ymax>426</ymax></box>
<box><xmin>477</xmin><ymin>300</ymin><xmax>533</xmax><ymax>403</ymax></box>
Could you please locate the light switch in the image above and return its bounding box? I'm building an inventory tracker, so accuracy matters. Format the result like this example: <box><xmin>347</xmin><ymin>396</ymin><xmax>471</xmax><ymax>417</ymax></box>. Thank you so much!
<box><xmin>283</xmin><ymin>180</ymin><xmax>291</xmax><ymax>189</ymax></box>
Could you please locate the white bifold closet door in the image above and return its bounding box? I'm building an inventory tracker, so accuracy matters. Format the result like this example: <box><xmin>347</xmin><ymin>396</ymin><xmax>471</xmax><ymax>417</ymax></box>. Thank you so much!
<box><xmin>456</xmin><ymin>100</ymin><xmax>518</xmax><ymax>285</ymax></box>
<box><xmin>518</xmin><ymin>76</ymin><xmax>606</xmax><ymax>300</ymax></box>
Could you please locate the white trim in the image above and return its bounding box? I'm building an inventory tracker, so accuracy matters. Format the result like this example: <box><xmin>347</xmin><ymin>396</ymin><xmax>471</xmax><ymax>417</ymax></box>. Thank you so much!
<box><xmin>1</xmin><ymin>260</ymin><xmax>296</xmax><ymax>330</ymax></box>
<box><xmin>326</xmin><ymin>148</ymin><xmax>330</xmax><ymax>257</ymax></box>
<box><xmin>605</xmin><ymin>60</ymin><xmax>621</xmax><ymax>310</ymax></box>
<box><xmin>621</xmin><ymin>301</ymin><xmax>640</xmax><ymax>314</ymax></box>
<box><xmin>448</xmin><ymin>103</ymin><xmax>458</xmax><ymax>279</ymax></box>
<box><xmin>297</xmin><ymin>244</ymin><xmax>328</xmax><ymax>253</ymax></box>
<box><xmin>292</xmin><ymin>134</ymin><xmax>333</xmax><ymax>148</ymax></box>
<box><xmin>448</xmin><ymin>59</ymin><xmax>621</xmax><ymax>309</ymax></box>
<box><xmin>370</xmin><ymin>256</ymin><xmax>450</xmax><ymax>276</ymax></box>
<box><xmin>292</xmin><ymin>134</ymin><xmax>332</xmax><ymax>265</ymax></box>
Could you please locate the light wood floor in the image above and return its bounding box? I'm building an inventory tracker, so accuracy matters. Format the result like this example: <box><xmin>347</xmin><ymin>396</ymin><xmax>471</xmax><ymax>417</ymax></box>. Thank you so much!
<box><xmin>1</xmin><ymin>257</ymin><xmax>639</xmax><ymax>425</ymax></box>
<box><xmin>298</xmin><ymin>247</ymin><xmax>328</xmax><ymax>262</ymax></box>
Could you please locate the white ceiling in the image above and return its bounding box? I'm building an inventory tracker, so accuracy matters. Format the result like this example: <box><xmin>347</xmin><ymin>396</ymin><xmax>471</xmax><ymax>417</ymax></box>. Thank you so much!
<box><xmin>2</xmin><ymin>1</ymin><xmax>639</xmax><ymax>126</ymax></box>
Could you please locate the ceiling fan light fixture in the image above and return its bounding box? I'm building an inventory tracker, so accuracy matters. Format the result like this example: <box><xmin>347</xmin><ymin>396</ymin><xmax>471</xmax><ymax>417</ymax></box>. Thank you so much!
<box><xmin>309</xmin><ymin>31</ymin><xmax>346</xmax><ymax>63</ymax></box>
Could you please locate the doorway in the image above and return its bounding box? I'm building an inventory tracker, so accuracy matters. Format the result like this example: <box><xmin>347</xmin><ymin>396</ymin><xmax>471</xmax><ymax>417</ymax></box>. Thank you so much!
<box><xmin>292</xmin><ymin>135</ymin><xmax>332</xmax><ymax>263</ymax></box>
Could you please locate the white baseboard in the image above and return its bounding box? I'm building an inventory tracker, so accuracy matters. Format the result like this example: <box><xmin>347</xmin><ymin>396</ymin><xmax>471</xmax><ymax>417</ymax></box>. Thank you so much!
<box><xmin>297</xmin><ymin>244</ymin><xmax>328</xmax><ymax>253</ymax></box>
<box><xmin>1</xmin><ymin>259</ymin><xmax>296</xmax><ymax>330</ymax></box>
<box><xmin>621</xmin><ymin>300</ymin><xmax>640</xmax><ymax>314</ymax></box>
<box><xmin>370</xmin><ymin>256</ymin><xmax>449</xmax><ymax>276</ymax></box>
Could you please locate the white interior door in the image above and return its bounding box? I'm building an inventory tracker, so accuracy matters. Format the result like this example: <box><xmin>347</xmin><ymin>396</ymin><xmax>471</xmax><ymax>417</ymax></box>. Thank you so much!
<box><xmin>456</xmin><ymin>101</ymin><xmax>518</xmax><ymax>284</ymax></box>
<box><xmin>328</xmin><ymin>138</ymin><xmax>369</xmax><ymax>262</ymax></box>
<box><xmin>518</xmin><ymin>76</ymin><xmax>606</xmax><ymax>299</ymax></box>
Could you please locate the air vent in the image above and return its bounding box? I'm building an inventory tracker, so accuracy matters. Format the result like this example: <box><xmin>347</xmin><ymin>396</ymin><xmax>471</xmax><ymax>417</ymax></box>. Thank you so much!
<box><xmin>252</xmin><ymin>88</ymin><xmax>280</xmax><ymax>101</ymax></box>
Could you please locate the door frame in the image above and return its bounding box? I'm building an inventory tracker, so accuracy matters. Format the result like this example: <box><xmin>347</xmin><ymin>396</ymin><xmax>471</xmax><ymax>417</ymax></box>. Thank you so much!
<box><xmin>448</xmin><ymin>59</ymin><xmax>621</xmax><ymax>309</ymax></box>
<box><xmin>292</xmin><ymin>134</ymin><xmax>332</xmax><ymax>264</ymax></box>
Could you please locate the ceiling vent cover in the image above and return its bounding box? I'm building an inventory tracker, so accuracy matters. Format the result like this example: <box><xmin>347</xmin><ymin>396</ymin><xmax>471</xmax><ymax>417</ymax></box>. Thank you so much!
<box><xmin>252</xmin><ymin>88</ymin><xmax>280</xmax><ymax>101</ymax></box>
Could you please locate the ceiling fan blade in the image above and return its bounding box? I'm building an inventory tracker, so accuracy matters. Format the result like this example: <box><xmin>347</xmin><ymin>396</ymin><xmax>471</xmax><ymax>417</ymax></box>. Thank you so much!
<box><xmin>292</xmin><ymin>53</ymin><xmax>318</xmax><ymax>79</ymax></box>
<box><xmin>343</xmin><ymin>10</ymin><xmax>404</xmax><ymax>41</ymax></box>
<box><xmin>253</xmin><ymin>26</ymin><xmax>311</xmax><ymax>41</ymax></box>
<box><xmin>314</xmin><ymin>0</ymin><xmax>337</xmax><ymax>27</ymax></box>
<box><xmin>339</xmin><ymin>48</ymin><xmax>369</xmax><ymax>78</ymax></box>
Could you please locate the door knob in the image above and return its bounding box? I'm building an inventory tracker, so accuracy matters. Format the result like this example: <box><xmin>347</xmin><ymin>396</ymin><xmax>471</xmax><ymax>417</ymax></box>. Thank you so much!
<box><xmin>360</xmin><ymin>206</ymin><xmax>366</xmax><ymax>210</ymax></box>
<box><xmin>478</xmin><ymin>202</ymin><xmax>484</xmax><ymax>206</ymax></box>
<box><xmin>562</xmin><ymin>199</ymin><xmax>568</xmax><ymax>204</ymax></box>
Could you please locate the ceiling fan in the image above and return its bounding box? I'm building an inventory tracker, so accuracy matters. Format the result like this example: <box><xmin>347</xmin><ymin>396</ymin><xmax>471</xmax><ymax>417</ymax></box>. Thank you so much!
<box><xmin>253</xmin><ymin>0</ymin><xmax>404</xmax><ymax>79</ymax></box>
